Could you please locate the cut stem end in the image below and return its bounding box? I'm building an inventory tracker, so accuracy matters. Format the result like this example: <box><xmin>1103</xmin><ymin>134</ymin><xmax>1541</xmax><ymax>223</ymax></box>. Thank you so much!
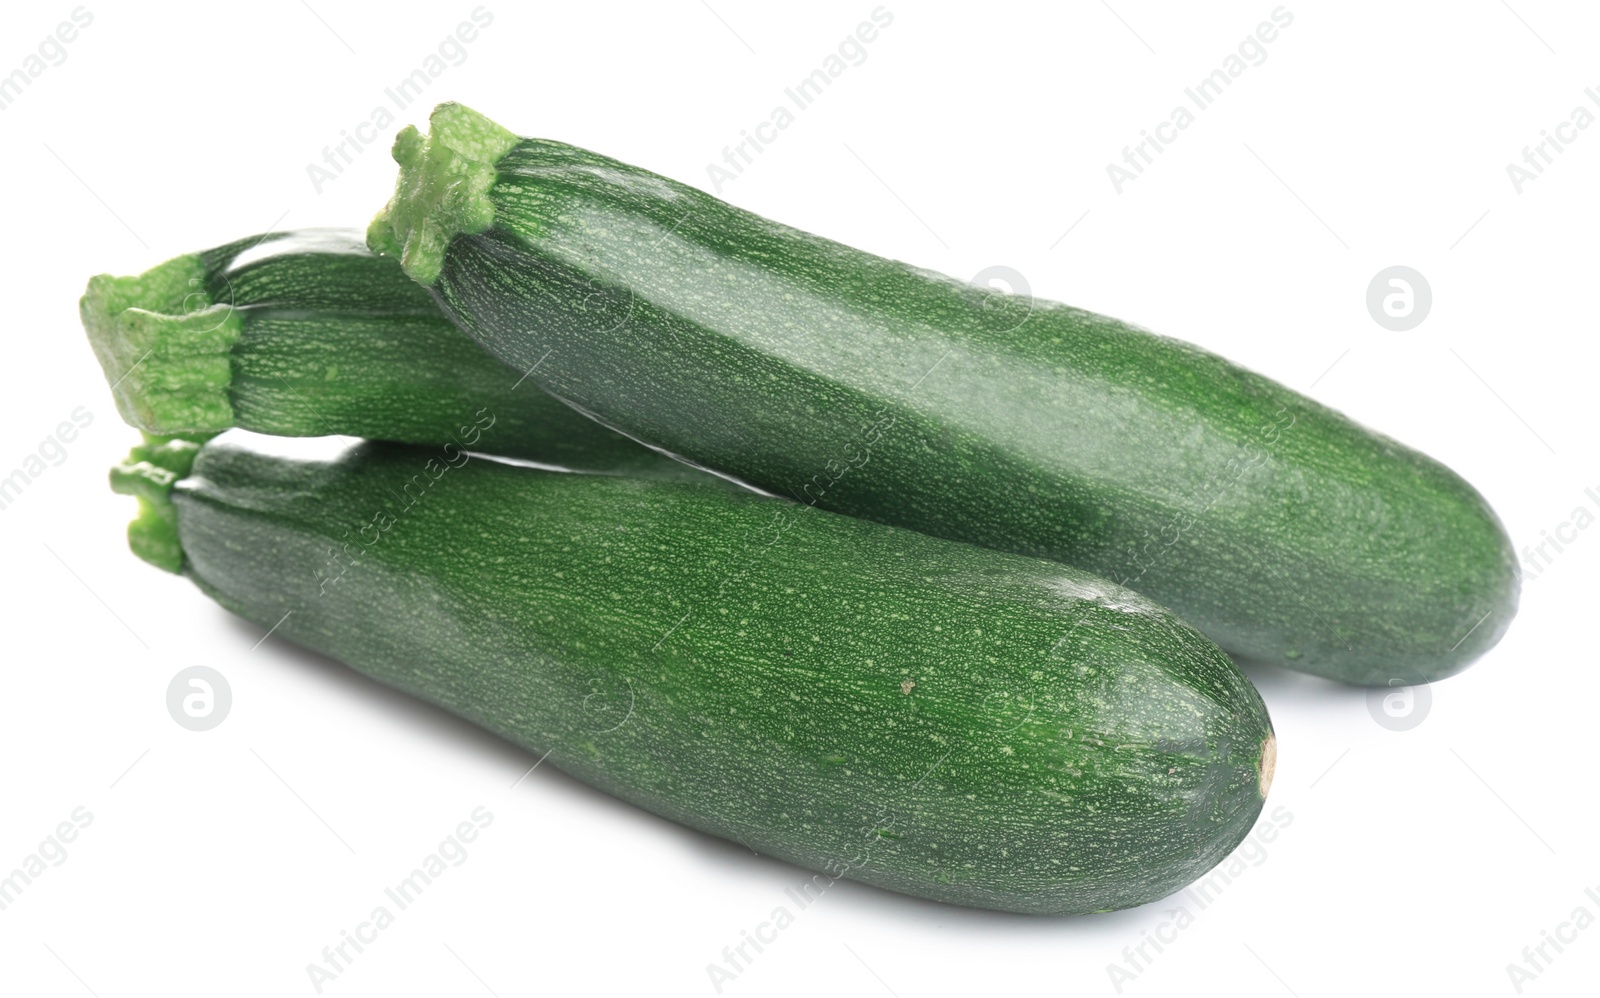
<box><xmin>110</xmin><ymin>435</ymin><xmax>205</xmax><ymax>573</ymax></box>
<box><xmin>81</xmin><ymin>255</ymin><xmax>243</xmax><ymax>435</ymax></box>
<box><xmin>367</xmin><ymin>102</ymin><xmax>519</xmax><ymax>286</ymax></box>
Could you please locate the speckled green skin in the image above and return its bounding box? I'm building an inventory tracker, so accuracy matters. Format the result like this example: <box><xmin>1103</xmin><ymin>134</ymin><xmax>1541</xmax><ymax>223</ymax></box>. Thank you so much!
<box><xmin>82</xmin><ymin>229</ymin><xmax>676</xmax><ymax>474</ymax></box>
<box><xmin>166</xmin><ymin>435</ymin><xmax>1272</xmax><ymax>915</ymax></box>
<box><xmin>371</xmin><ymin>107</ymin><xmax>1518</xmax><ymax>686</ymax></box>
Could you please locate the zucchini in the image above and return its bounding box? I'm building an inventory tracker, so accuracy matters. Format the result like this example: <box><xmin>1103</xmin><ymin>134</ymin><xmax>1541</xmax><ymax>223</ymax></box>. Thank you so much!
<box><xmin>368</xmin><ymin>103</ymin><xmax>1519</xmax><ymax>686</ymax></box>
<box><xmin>116</xmin><ymin>431</ymin><xmax>1275</xmax><ymax>915</ymax></box>
<box><xmin>80</xmin><ymin>228</ymin><xmax>675</xmax><ymax>474</ymax></box>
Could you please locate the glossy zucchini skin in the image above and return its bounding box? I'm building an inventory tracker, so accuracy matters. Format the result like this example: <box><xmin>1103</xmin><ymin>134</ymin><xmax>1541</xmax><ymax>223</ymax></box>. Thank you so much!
<box><xmin>144</xmin><ymin>432</ymin><xmax>1273</xmax><ymax>915</ymax></box>
<box><xmin>370</xmin><ymin>104</ymin><xmax>1518</xmax><ymax>686</ymax></box>
<box><xmin>80</xmin><ymin>229</ymin><xmax>673</xmax><ymax>474</ymax></box>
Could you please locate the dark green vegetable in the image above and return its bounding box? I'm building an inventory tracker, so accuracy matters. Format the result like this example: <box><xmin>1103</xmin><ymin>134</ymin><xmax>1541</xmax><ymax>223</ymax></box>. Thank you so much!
<box><xmin>369</xmin><ymin>102</ymin><xmax>1519</xmax><ymax>686</ymax></box>
<box><xmin>117</xmin><ymin>431</ymin><xmax>1275</xmax><ymax>915</ymax></box>
<box><xmin>80</xmin><ymin>228</ymin><xmax>676</xmax><ymax>475</ymax></box>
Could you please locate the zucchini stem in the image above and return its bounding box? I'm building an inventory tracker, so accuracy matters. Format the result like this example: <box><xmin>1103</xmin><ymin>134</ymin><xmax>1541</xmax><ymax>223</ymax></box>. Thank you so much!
<box><xmin>109</xmin><ymin>435</ymin><xmax>205</xmax><ymax>573</ymax></box>
<box><xmin>367</xmin><ymin>102</ymin><xmax>519</xmax><ymax>286</ymax></box>
<box><xmin>81</xmin><ymin>256</ymin><xmax>243</xmax><ymax>435</ymax></box>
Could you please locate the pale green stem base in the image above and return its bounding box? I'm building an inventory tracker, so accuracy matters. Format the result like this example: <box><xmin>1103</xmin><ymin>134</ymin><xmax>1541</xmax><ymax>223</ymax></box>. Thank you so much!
<box><xmin>108</xmin><ymin>435</ymin><xmax>203</xmax><ymax>572</ymax></box>
<box><xmin>81</xmin><ymin>255</ymin><xmax>243</xmax><ymax>434</ymax></box>
<box><xmin>367</xmin><ymin>102</ymin><xmax>519</xmax><ymax>286</ymax></box>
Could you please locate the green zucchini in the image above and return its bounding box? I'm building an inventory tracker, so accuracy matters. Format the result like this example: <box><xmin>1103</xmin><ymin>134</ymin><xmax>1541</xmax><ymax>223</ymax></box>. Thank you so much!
<box><xmin>116</xmin><ymin>431</ymin><xmax>1275</xmax><ymax>915</ymax></box>
<box><xmin>368</xmin><ymin>102</ymin><xmax>1519</xmax><ymax>686</ymax></box>
<box><xmin>80</xmin><ymin>228</ymin><xmax>677</xmax><ymax>475</ymax></box>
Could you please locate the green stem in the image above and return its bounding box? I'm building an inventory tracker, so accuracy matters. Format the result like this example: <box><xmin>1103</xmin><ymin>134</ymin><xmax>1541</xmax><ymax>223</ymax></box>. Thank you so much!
<box><xmin>109</xmin><ymin>435</ymin><xmax>204</xmax><ymax>573</ymax></box>
<box><xmin>80</xmin><ymin>255</ymin><xmax>243</xmax><ymax>435</ymax></box>
<box><xmin>367</xmin><ymin>102</ymin><xmax>519</xmax><ymax>286</ymax></box>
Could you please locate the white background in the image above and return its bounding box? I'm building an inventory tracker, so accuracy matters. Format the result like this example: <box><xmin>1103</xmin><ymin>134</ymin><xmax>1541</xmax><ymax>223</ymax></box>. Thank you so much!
<box><xmin>1</xmin><ymin>1</ymin><xmax>1596</xmax><ymax>995</ymax></box>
